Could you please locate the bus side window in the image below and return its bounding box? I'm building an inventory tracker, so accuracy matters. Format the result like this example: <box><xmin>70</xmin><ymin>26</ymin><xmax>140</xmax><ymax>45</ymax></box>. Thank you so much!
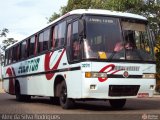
<box><xmin>58</xmin><ymin>21</ymin><xmax>66</xmax><ymax>47</ymax></box>
<box><xmin>16</xmin><ymin>44</ymin><xmax>20</xmax><ymax>61</ymax></box>
<box><xmin>55</xmin><ymin>21</ymin><xmax>66</xmax><ymax>48</ymax></box>
<box><xmin>43</xmin><ymin>29</ymin><xmax>50</xmax><ymax>51</ymax></box>
<box><xmin>66</xmin><ymin>23</ymin><xmax>72</xmax><ymax>61</ymax></box>
<box><xmin>67</xmin><ymin>24</ymin><xmax>71</xmax><ymax>47</ymax></box>
<box><xmin>50</xmin><ymin>26</ymin><xmax>55</xmax><ymax>49</ymax></box>
<box><xmin>7</xmin><ymin>50</ymin><xmax>10</xmax><ymax>64</ymax></box>
<box><xmin>71</xmin><ymin>21</ymin><xmax>79</xmax><ymax>60</ymax></box>
<box><xmin>29</xmin><ymin>36</ymin><xmax>36</xmax><ymax>56</ymax></box>
<box><xmin>34</xmin><ymin>35</ymin><xmax>38</xmax><ymax>55</ymax></box>
<box><xmin>8</xmin><ymin>48</ymin><xmax>12</xmax><ymax>64</ymax></box>
<box><xmin>12</xmin><ymin>46</ymin><xmax>17</xmax><ymax>62</ymax></box>
<box><xmin>20</xmin><ymin>40</ymin><xmax>27</xmax><ymax>59</ymax></box>
<box><xmin>67</xmin><ymin>21</ymin><xmax>79</xmax><ymax>61</ymax></box>
<box><xmin>54</xmin><ymin>25</ymin><xmax>59</xmax><ymax>48</ymax></box>
<box><xmin>5</xmin><ymin>50</ymin><xmax>8</xmax><ymax>66</ymax></box>
<box><xmin>38</xmin><ymin>32</ymin><xmax>44</xmax><ymax>53</ymax></box>
<box><xmin>24</xmin><ymin>40</ymin><xmax>28</xmax><ymax>58</ymax></box>
<box><xmin>26</xmin><ymin>39</ymin><xmax>30</xmax><ymax>57</ymax></box>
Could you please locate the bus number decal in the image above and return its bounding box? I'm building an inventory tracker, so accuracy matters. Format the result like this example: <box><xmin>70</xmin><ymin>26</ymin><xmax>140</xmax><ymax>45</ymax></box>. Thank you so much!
<box><xmin>82</xmin><ymin>64</ymin><xmax>90</xmax><ymax>68</ymax></box>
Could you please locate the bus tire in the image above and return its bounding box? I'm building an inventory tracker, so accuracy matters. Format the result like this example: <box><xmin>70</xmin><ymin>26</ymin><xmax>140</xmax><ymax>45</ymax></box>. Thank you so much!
<box><xmin>15</xmin><ymin>82</ymin><xmax>31</xmax><ymax>102</ymax></box>
<box><xmin>109</xmin><ymin>99</ymin><xmax>126</xmax><ymax>109</ymax></box>
<box><xmin>59</xmin><ymin>81</ymin><xmax>75</xmax><ymax>109</ymax></box>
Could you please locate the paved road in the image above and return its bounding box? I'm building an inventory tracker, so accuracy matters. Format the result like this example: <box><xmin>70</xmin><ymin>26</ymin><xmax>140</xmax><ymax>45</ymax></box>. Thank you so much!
<box><xmin>0</xmin><ymin>93</ymin><xmax>160</xmax><ymax>120</ymax></box>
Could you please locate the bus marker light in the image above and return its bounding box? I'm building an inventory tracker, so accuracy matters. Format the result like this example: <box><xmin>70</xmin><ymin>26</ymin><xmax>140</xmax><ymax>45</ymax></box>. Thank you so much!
<box><xmin>85</xmin><ymin>72</ymin><xmax>92</xmax><ymax>78</ymax></box>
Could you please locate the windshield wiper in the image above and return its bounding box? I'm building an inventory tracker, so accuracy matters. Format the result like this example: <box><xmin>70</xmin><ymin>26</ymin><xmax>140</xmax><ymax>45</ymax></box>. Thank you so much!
<box><xmin>108</xmin><ymin>51</ymin><xmax>117</xmax><ymax>60</ymax></box>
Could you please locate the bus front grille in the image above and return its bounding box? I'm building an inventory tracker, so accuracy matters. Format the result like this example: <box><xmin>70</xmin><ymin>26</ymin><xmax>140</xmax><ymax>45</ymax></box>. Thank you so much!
<box><xmin>109</xmin><ymin>85</ymin><xmax>140</xmax><ymax>97</ymax></box>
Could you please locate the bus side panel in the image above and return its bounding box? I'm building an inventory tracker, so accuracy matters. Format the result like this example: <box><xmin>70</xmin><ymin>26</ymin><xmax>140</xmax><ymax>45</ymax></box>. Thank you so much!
<box><xmin>19</xmin><ymin>49</ymin><xmax>65</xmax><ymax>96</ymax></box>
<box><xmin>55</xmin><ymin>52</ymin><xmax>82</xmax><ymax>98</ymax></box>
<box><xmin>3</xmin><ymin>79</ymin><xmax>9</xmax><ymax>93</ymax></box>
<box><xmin>3</xmin><ymin>66</ymin><xmax>16</xmax><ymax>95</ymax></box>
<box><xmin>64</xmin><ymin>66</ymin><xmax>82</xmax><ymax>98</ymax></box>
<box><xmin>19</xmin><ymin>75</ymin><xmax>53</xmax><ymax>96</ymax></box>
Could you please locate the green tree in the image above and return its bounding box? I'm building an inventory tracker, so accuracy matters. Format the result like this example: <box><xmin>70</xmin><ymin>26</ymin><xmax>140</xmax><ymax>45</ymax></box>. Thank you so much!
<box><xmin>49</xmin><ymin>0</ymin><xmax>108</xmax><ymax>22</ymax></box>
<box><xmin>0</xmin><ymin>38</ymin><xmax>17</xmax><ymax>65</ymax></box>
<box><xmin>1</xmin><ymin>38</ymin><xmax>18</xmax><ymax>51</ymax></box>
<box><xmin>0</xmin><ymin>28</ymin><xmax>9</xmax><ymax>66</ymax></box>
<box><xmin>60</xmin><ymin>0</ymin><xmax>94</xmax><ymax>15</ymax></box>
<box><xmin>48</xmin><ymin>12</ymin><xmax>61</xmax><ymax>23</ymax></box>
<box><xmin>105</xmin><ymin>0</ymin><xmax>144</xmax><ymax>12</ymax></box>
<box><xmin>0</xmin><ymin>28</ymin><xmax>17</xmax><ymax>65</ymax></box>
<box><xmin>0</xmin><ymin>28</ymin><xmax>9</xmax><ymax>37</ymax></box>
<box><xmin>105</xmin><ymin>0</ymin><xmax>160</xmax><ymax>31</ymax></box>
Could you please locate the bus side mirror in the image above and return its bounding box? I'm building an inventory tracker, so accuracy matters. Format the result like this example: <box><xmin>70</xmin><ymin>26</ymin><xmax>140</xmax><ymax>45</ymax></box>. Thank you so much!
<box><xmin>78</xmin><ymin>19</ymin><xmax>85</xmax><ymax>37</ymax></box>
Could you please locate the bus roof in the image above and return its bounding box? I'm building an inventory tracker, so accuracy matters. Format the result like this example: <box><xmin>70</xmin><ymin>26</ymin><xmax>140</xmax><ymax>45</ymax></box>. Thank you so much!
<box><xmin>68</xmin><ymin>9</ymin><xmax>147</xmax><ymax>20</ymax></box>
<box><xmin>48</xmin><ymin>9</ymin><xmax>147</xmax><ymax>28</ymax></box>
<box><xmin>6</xmin><ymin>9</ymin><xmax>147</xmax><ymax>50</ymax></box>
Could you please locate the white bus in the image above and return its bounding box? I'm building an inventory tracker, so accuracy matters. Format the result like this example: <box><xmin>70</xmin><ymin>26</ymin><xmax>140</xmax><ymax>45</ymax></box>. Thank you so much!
<box><xmin>2</xmin><ymin>9</ymin><xmax>156</xmax><ymax>109</ymax></box>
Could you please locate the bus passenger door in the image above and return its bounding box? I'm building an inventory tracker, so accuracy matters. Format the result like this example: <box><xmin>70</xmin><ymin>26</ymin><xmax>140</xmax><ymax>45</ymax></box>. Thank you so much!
<box><xmin>66</xmin><ymin>20</ymin><xmax>83</xmax><ymax>98</ymax></box>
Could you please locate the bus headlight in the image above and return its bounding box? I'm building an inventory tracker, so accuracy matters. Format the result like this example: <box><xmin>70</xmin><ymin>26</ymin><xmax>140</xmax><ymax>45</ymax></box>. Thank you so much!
<box><xmin>143</xmin><ymin>73</ymin><xmax>155</xmax><ymax>79</ymax></box>
<box><xmin>85</xmin><ymin>72</ymin><xmax>107</xmax><ymax>78</ymax></box>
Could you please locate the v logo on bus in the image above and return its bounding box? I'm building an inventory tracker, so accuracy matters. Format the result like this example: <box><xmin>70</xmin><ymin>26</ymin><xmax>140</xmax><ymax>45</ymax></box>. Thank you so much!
<box><xmin>98</xmin><ymin>64</ymin><xmax>123</xmax><ymax>82</ymax></box>
<box><xmin>44</xmin><ymin>49</ymin><xmax>65</xmax><ymax>80</ymax></box>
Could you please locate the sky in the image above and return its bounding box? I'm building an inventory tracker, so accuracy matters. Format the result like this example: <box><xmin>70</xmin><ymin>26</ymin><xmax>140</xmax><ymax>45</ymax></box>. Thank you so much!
<box><xmin>0</xmin><ymin>0</ymin><xmax>68</xmax><ymax>42</ymax></box>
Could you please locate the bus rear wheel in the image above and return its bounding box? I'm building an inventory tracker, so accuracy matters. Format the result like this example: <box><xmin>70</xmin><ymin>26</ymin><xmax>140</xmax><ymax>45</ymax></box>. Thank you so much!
<box><xmin>15</xmin><ymin>82</ymin><xmax>31</xmax><ymax>102</ymax></box>
<box><xmin>109</xmin><ymin>99</ymin><xmax>126</xmax><ymax>109</ymax></box>
<box><xmin>59</xmin><ymin>81</ymin><xmax>75</xmax><ymax>109</ymax></box>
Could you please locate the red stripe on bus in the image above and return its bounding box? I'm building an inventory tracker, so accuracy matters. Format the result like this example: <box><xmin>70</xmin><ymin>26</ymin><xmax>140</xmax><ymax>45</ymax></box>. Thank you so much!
<box><xmin>6</xmin><ymin>67</ymin><xmax>15</xmax><ymax>94</ymax></box>
<box><xmin>44</xmin><ymin>49</ymin><xmax>66</xmax><ymax>80</ymax></box>
<box><xmin>98</xmin><ymin>64</ymin><xmax>122</xmax><ymax>82</ymax></box>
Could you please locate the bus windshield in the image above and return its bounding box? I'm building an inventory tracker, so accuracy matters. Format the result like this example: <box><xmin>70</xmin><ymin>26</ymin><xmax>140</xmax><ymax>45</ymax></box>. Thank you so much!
<box><xmin>83</xmin><ymin>16</ymin><xmax>155</xmax><ymax>61</ymax></box>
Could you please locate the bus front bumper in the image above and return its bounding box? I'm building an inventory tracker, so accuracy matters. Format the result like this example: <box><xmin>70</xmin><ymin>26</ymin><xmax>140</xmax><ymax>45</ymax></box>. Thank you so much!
<box><xmin>81</xmin><ymin>78</ymin><xmax>156</xmax><ymax>99</ymax></box>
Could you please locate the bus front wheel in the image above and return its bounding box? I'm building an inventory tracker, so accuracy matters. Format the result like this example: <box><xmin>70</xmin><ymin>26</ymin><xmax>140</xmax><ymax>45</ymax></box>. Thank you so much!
<box><xmin>109</xmin><ymin>99</ymin><xmax>126</xmax><ymax>109</ymax></box>
<box><xmin>59</xmin><ymin>81</ymin><xmax>75</xmax><ymax>109</ymax></box>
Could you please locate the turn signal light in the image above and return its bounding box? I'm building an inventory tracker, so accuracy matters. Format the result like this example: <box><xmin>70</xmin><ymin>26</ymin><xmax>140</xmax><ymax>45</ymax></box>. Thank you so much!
<box><xmin>85</xmin><ymin>72</ymin><xmax>92</xmax><ymax>78</ymax></box>
<box><xmin>85</xmin><ymin>72</ymin><xmax>107</xmax><ymax>78</ymax></box>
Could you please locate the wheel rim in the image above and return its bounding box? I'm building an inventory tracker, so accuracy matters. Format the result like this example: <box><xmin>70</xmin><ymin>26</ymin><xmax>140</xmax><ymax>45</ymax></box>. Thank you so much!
<box><xmin>60</xmin><ymin>86</ymin><xmax>67</xmax><ymax>104</ymax></box>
